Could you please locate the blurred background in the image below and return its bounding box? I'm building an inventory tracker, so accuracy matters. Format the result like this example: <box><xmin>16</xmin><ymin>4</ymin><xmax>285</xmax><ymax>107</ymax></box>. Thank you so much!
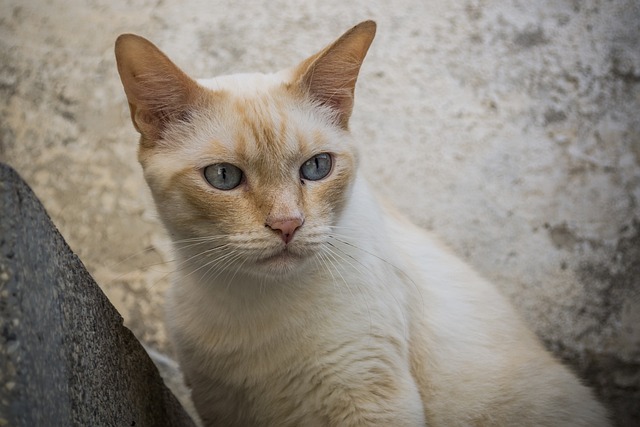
<box><xmin>1</xmin><ymin>0</ymin><xmax>638</xmax><ymax>424</ymax></box>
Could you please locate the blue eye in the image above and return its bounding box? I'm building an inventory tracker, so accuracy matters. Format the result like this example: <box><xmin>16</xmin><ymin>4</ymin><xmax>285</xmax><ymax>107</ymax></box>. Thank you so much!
<box><xmin>300</xmin><ymin>153</ymin><xmax>332</xmax><ymax>181</ymax></box>
<box><xmin>203</xmin><ymin>163</ymin><xmax>243</xmax><ymax>190</ymax></box>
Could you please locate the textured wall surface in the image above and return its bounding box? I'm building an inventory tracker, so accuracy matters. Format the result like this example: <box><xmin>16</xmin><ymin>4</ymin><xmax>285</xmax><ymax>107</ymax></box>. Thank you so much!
<box><xmin>0</xmin><ymin>164</ymin><xmax>196</xmax><ymax>426</ymax></box>
<box><xmin>0</xmin><ymin>0</ymin><xmax>638</xmax><ymax>425</ymax></box>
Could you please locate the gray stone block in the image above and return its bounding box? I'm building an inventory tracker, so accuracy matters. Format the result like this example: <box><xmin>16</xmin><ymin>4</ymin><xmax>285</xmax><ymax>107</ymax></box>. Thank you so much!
<box><xmin>0</xmin><ymin>163</ymin><xmax>196</xmax><ymax>427</ymax></box>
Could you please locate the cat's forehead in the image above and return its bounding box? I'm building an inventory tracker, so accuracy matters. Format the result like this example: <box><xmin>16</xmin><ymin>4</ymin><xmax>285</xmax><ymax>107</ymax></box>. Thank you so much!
<box><xmin>195</xmin><ymin>97</ymin><xmax>343</xmax><ymax>162</ymax></box>
<box><xmin>164</xmin><ymin>81</ymin><xmax>351</xmax><ymax>178</ymax></box>
<box><xmin>184</xmin><ymin>75</ymin><xmax>344</xmax><ymax>153</ymax></box>
<box><xmin>197</xmin><ymin>70</ymin><xmax>293</xmax><ymax>95</ymax></box>
<box><xmin>154</xmin><ymin>70</ymin><xmax>354</xmax><ymax>179</ymax></box>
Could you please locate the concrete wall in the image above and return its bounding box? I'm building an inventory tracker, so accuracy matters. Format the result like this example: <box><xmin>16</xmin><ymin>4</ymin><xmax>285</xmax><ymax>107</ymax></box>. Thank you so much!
<box><xmin>1</xmin><ymin>0</ymin><xmax>638</xmax><ymax>425</ymax></box>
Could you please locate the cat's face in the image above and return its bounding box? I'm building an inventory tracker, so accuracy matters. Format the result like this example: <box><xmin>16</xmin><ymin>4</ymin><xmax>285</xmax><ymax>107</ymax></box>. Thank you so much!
<box><xmin>115</xmin><ymin>22</ymin><xmax>376</xmax><ymax>280</ymax></box>
<box><xmin>141</xmin><ymin>81</ymin><xmax>358</xmax><ymax>278</ymax></box>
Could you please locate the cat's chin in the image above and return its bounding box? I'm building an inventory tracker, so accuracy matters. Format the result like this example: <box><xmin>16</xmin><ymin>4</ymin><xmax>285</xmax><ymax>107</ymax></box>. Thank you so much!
<box><xmin>258</xmin><ymin>249</ymin><xmax>301</xmax><ymax>265</ymax></box>
<box><xmin>250</xmin><ymin>248</ymin><xmax>312</xmax><ymax>279</ymax></box>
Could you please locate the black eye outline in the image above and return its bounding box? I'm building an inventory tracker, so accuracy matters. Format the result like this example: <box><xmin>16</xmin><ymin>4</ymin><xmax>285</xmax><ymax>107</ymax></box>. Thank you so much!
<box><xmin>203</xmin><ymin>163</ymin><xmax>244</xmax><ymax>190</ymax></box>
<box><xmin>300</xmin><ymin>153</ymin><xmax>332</xmax><ymax>181</ymax></box>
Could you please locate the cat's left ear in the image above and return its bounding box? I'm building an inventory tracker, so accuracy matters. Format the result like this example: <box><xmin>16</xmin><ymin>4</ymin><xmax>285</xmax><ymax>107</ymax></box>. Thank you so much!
<box><xmin>293</xmin><ymin>21</ymin><xmax>376</xmax><ymax>130</ymax></box>
<box><xmin>115</xmin><ymin>34</ymin><xmax>202</xmax><ymax>143</ymax></box>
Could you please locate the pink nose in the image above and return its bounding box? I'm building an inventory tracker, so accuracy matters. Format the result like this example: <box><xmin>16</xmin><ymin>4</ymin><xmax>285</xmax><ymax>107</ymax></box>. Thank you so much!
<box><xmin>266</xmin><ymin>217</ymin><xmax>304</xmax><ymax>244</ymax></box>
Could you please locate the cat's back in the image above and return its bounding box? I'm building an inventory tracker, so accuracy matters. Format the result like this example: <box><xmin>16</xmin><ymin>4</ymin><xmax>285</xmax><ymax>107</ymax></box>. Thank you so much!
<box><xmin>379</xmin><ymin>199</ymin><xmax>540</xmax><ymax>357</ymax></box>
<box><xmin>379</xmin><ymin>201</ymin><xmax>609</xmax><ymax>426</ymax></box>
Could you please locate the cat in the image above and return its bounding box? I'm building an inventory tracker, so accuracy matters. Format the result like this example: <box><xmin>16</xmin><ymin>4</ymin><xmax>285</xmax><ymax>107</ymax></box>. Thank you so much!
<box><xmin>115</xmin><ymin>21</ymin><xmax>610</xmax><ymax>426</ymax></box>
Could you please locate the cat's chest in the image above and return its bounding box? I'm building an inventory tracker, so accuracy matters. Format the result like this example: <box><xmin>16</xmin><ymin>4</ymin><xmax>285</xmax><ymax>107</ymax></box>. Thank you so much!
<box><xmin>178</xmin><ymin>300</ymin><xmax>414</xmax><ymax>426</ymax></box>
<box><xmin>169</xmin><ymin>271</ymin><xmax>411</xmax><ymax>374</ymax></box>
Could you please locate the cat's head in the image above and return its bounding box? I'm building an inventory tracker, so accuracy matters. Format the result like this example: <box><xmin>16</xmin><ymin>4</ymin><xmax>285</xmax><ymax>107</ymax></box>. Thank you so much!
<box><xmin>115</xmin><ymin>21</ymin><xmax>376</xmax><ymax>280</ymax></box>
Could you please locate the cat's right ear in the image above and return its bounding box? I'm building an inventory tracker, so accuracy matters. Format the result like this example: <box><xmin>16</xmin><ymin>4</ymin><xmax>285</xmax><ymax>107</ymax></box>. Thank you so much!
<box><xmin>115</xmin><ymin>34</ymin><xmax>201</xmax><ymax>143</ymax></box>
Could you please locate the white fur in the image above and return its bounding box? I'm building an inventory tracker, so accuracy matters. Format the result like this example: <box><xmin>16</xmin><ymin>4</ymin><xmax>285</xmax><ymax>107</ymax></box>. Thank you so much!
<box><xmin>166</xmin><ymin>171</ymin><xmax>610</xmax><ymax>426</ymax></box>
<box><xmin>197</xmin><ymin>70</ymin><xmax>293</xmax><ymax>94</ymax></box>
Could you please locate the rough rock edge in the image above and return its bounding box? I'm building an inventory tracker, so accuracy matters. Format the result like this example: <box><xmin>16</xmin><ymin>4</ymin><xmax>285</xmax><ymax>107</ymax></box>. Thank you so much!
<box><xmin>0</xmin><ymin>163</ymin><xmax>196</xmax><ymax>427</ymax></box>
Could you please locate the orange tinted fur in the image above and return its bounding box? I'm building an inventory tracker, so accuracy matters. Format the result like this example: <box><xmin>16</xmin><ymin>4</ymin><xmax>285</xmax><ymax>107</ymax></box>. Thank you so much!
<box><xmin>115</xmin><ymin>21</ymin><xmax>609</xmax><ymax>426</ymax></box>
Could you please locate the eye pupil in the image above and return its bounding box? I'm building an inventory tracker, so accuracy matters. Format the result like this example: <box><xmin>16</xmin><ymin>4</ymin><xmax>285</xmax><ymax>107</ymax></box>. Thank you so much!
<box><xmin>301</xmin><ymin>153</ymin><xmax>332</xmax><ymax>181</ymax></box>
<box><xmin>204</xmin><ymin>163</ymin><xmax>243</xmax><ymax>190</ymax></box>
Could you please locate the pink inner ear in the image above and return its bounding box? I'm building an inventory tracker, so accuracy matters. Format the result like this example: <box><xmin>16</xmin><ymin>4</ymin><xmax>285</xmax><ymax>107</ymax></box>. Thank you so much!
<box><xmin>293</xmin><ymin>21</ymin><xmax>376</xmax><ymax>129</ymax></box>
<box><xmin>317</xmin><ymin>86</ymin><xmax>353</xmax><ymax>117</ymax></box>
<box><xmin>115</xmin><ymin>33</ymin><xmax>202</xmax><ymax>139</ymax></box>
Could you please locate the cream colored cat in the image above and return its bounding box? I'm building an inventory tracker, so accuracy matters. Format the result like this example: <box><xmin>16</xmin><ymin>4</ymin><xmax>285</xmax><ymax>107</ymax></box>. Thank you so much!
<box><xmin>115</xmin><ymin>21</ymin><xmax>609</xmax><ymax>426</ymax></box>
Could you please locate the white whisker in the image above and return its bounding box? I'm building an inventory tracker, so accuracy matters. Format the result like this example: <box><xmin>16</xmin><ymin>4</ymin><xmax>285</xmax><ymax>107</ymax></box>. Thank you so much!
<box><xmin>322</xmin><ymin>244</ymin><xmax>374</xmax><ymax>335</ymax></box>
<box><xmin>325</xmin><ymin>241</ymin><xmax>410</xmax><ymax>341</ymax></box>
<box><xmin>195</xmin><ymin>248</ymin><xmax>244</xmax><ymax>285</ymax></box>
<box><xmin>328</xmin><ymin>233</ymin><xmax>425</xmax><ymax>315</ymax></box>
